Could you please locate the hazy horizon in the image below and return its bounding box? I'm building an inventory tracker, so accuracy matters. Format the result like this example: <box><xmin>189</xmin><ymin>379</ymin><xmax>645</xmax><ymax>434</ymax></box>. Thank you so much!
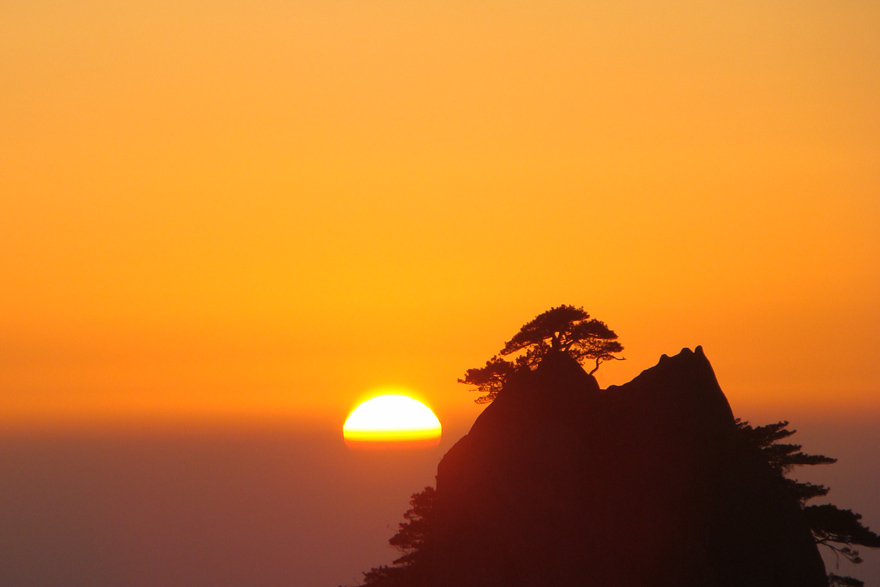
<box><xmin>2</xmin><ymin>404</ymin><xmax>878</xmax><ymax>586</ymax></box>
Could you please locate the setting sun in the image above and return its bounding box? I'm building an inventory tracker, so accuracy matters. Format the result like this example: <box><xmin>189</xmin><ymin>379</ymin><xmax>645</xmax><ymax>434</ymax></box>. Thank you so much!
<box><xmin>343</xmin><ymin>395</ymin><xmax>442</xmax><ymax>449</ymax></box>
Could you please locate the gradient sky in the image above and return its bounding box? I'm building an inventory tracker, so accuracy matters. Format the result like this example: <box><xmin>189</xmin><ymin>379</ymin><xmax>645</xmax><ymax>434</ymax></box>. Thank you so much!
<box><xmin>3</xmin><ymin>0</ymin><xmax>879</xmax><ymax>433</ymax></box>
<box><xmin>3</xmin><ymin>1</ymin><xmax>880</xmax><ymax>585</ymax></box>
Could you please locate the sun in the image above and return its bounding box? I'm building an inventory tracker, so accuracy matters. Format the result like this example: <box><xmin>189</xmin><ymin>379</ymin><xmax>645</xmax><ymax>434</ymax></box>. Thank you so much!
<box><xmin>343</xmin><ymin>394</ymin><xmax>442</xmax><ymax>449</ymax></box>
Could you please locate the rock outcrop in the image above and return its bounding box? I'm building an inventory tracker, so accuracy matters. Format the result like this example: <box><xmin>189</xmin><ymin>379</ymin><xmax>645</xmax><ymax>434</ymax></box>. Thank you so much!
<box><xmin>428</xmin><ymin>347</ymin><xmax>827</xmax><ymax>587</ymax></box>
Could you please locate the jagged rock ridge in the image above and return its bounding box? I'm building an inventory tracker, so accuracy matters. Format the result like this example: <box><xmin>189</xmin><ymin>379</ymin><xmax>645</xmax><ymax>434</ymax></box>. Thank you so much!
<box><xmin>428</xmin><ymin>347</ymin><xmax>827</xmax><ymax>587</ymax></box>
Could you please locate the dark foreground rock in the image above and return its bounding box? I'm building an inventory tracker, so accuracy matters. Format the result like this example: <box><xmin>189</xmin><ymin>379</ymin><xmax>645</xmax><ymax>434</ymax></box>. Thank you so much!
<box><xmin>428</xmin><ymin>347</ymin><xmax>827</xmax><ymax>587</ymax></box>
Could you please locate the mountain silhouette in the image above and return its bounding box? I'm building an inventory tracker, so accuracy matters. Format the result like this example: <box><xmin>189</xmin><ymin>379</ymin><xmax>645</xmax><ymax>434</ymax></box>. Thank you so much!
<box><xmin>418</xmin><ymin>347</ymin><xmax>827</xmax><ymax>586</ymax></box>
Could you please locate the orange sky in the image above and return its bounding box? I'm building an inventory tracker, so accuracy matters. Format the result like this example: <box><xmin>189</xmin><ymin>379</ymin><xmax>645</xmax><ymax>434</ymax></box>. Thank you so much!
<box><xmin>2</xmin><ymin>0</ymin><xmax>879</xmax><ymax>434</ymax></box>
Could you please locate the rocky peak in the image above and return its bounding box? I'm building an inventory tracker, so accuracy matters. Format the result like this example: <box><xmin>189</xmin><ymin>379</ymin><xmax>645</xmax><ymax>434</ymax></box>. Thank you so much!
<box><xmin>428</xmin><ymin>348</ymin><xmax>827</xmax><ymax>587</ymax></box>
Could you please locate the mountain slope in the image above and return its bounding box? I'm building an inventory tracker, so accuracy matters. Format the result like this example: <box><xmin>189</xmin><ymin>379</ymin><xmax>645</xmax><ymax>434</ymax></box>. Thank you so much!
<box><xmin>428</xmin><ymin>347</ymin><xmax>827</xmax><ymax>587</ymax></box>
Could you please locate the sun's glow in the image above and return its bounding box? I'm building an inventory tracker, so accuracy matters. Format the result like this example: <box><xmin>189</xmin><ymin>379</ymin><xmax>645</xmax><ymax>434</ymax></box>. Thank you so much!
<box><xmin>343</xmin><ymin>394</ymin><xmax>442</xmax><ymax>448</ymax></box>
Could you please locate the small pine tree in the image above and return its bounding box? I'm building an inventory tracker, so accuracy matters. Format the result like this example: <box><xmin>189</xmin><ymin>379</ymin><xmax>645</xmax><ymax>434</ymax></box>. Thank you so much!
<box><xmin>459</xmin><ymin>305</ymin><xmax>623</xmax><ymax>403</ymax></box>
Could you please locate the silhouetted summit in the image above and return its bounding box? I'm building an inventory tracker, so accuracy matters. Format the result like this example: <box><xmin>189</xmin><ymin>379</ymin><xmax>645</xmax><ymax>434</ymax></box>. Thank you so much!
<box><xmin>427</xmin><ymin>347</ymin><xmax>827</xmax><ymax>587</ymax></box>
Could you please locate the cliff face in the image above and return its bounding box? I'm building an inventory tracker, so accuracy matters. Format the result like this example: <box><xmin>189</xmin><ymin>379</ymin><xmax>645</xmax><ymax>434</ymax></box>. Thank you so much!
<box><xmin>429</xmin><ymin>348</ymin><xmax>827</xmax><ymax>587</ymax></box>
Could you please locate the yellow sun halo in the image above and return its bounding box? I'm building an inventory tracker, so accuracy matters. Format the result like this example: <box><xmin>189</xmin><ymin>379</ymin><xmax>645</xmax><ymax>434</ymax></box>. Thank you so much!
<box><xmin>343</xmin><ymin>394</ymin><xmax>442</xmax><ymax>449</ymax></box>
